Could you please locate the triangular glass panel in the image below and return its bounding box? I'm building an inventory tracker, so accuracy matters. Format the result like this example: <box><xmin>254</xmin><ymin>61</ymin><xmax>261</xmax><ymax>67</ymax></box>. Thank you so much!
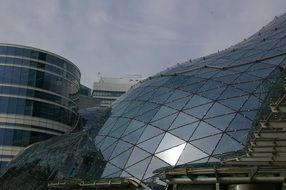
<box><xmin>109</xmin><ymin>120</ymin><xmax>130</xmax><ymax>138</ymax></box>
<box><xmin>191</xmin><ymin>156</ymin><xmax>210</xmax><ymax>164</ymax></box>
<box><xmin>151</xmin><ymin>106</ymin><xmax>178</xmax><ymax>122</ymax></box>
<box><xmin>184</xmin><ymin>103</ymin><xmax>212</xmax><ymax>118</ymax></box>
<box><xmin>156</xmin><ymin>143</ymin><xmax>186</xmax><ymax>166</ymax></box>
<box><xmin>199</xmin><ymin>86</ymin><xmax>226</xmax><ymax>100</ymax></box>
<box><xmin>219</xmin><ymin>96</ymin><xmax>249</xmax><ymax>110</ymax></box>
<box><xmin>150</xmin><ymin>87</ymin><xmax>173</xmax><ymax>104</ymax></box>
<box><xmin>198</xmin><ymin>80</ymin><xmax>223</xmax><ymax>92</ymax></box>
<box><xmin>123</xmin><ymin>120</ymin><xmax>146</xmax><ymax>136</ymax></box>
<box><xmin>190</xmin><ymin>121</ymin><xmax>221</xmax><ymax>140</ymax></box>
<box><xmin>123</xmin><ymin>101</ymin><xmax>144</xmax><ymax>118</ymax></box>
<box><xmin>166</xmin><ymin>90</ymin><xmax>190</xmax><ymax>102</ymax></box>
<box><xmin>241</xmin><ymin>110</ymin><xmax>258</xmax><ymax>121</ymax></box>
<box><xmin>220</xmin><ymin>86</ymin><xmax>246</xmax><ymax>99</ymax></box>
<box><xmin>137</xmin><ymin>102</ymin><xmax>159</xmax><ymax>116</ymax></box>
<box><xmin>234</xmin><ymin>81</ymin><xmax>261</xmax><ymax>93</ymax></box>
<box><xmin>156</xmin><ymin>133</ymin><xmax>185</xmax><ymax>153</ymax></box>
<box><xmin>164</xmin><ymin>75</ymin><xmax>189</xmax><ymax>88</ymax></box>
<box><xmin>136</xmin><ymin>107</ymin><xmax>160</xmax><ymax>123</ymax></box>
<box><xmin>227</xmin><ymin>114</ymin><xmax>252</xmax><ymax>130</ymax></box>
<box><xmin>191</xmin><ymin>134</ymin><xmax>222</xmax><ymax>154</ymax></box>
<box><xmin>110</xmin><ymin>140</ymin><xmax>133</xmax><ymax>159</ymax></box>
<box><xmin>169</xmin><ymin>122</ymin><xmax>199</xmax><ymax>141</ymax></box>
<box><xmin>126</xmin><ymin>147</ymin><xmax>152</xmax><ymax>167</ymax></box>
<box><xmin>177</xmin><ymin>144</ymin><xmax>208</xmax><ymax>165</ymax></box>
<box><xmin>234</xmin><ymin>73</ymin><xmax>260</xmax><ymax>83</ymax></box>
<box><xmin>180</xmin><ymin>81</ymin><xmax>206</xmax><ymax>94</ymax></box>
<box><xmin>125</xmin><ymin>156</ymin><xmax>152</xmax><ymax>180</ymax></box>
<box><xmin>102</xmin><ymin>142</ymin><xmax>117</xmax><ymax>160</ymax></box>
<box><xmin>166</xmin><ymin>97</ymin><xmax>190</xmax><ymax>110</ymax></box>
<box><xmin>227</xmin><ymin>130</ymin><xmax>249</xmax><ymax>145</ymax></box>
<box><xmin>184</xmin><ymin>95</ymin><xmax>212</xmax><ymax>109</ymax></box>
<box><xmin>120</xmin><ymin>171</ymin><xmax>131</xmax><ymax>178</ymax></box>
<box><xmin>101</xmin><ymin>163</ymin><xmax>122</xmax><ymax>178</ymax></box>
<box><xmin>137</xmin><ymin>87</ymin><xmax>158</xmax><ymax>101</ymax></box>
<box><xmin>204</xmin><ymin>113</ymin><xmax>236</xmax><ymax>131</ymax></box>
<box><xmin>109</xmin><ymin>148</ymin><xmax>133</xmax><ymax>169</ymax></box>
<box><xmin>105</xmin><ymin>170</ymin><xmax>122</xmax><ymax>178</ymax></box>
<box><xmin>170</xmin><ymin>112</ymin><xmax>198</xmax><ymax>129</ymax></box>
<box><xmin>151</xmin><ymin>113</ymin><xmax>178</xmax><ymax>130</ymax></box>
<box><xmin>205</xmin><ymin>103</ymin><xmax>234</xmax><ymax>118</ymax></box>
<box><xmin>122</xmin><ymin>127</ymin><xmax>145</xmax><ymax>145</ymax></box>
<box><xmin>214</xmin><ymin>74</ymin><xmax>240</xmax><ymax>84</ymax></box>
<box><xmin>143</xmin><ymin>157</ymin><xmax>170</xmax><ymax>179</ymax></box>
<box><xmin>138</xmin><ymin>125</ymin><xmax>164</xmax><ymax>143</ymax></box>
<box><xmin>137</xmin><ymin>134</ymin><xmax>164</xmax><ymax>153</ymax></box>
<box><xmin>213</xmin><ymin>134</ymin><xmax>244</xmax><ymax>155</ymax></box>
<box><xmin>101</xmin><ymin>137</ymin><xmax>118</xmax><ymax>151</ymax></box>
<box><xmin>248</xmin><ymin>67</ymin><xmax>275</xmax><ymax>78</ymax></box>
<box><xmin>241</xmin><ymin>95</ymin><xmax>261</xmax><ymax>111</ymax></box>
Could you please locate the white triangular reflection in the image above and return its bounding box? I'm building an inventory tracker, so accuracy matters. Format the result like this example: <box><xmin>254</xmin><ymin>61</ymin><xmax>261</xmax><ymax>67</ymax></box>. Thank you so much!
<box><xmin>156</xmin><ymin>143</ymin><xmax>186</xmax><ymax>166</ymax></box>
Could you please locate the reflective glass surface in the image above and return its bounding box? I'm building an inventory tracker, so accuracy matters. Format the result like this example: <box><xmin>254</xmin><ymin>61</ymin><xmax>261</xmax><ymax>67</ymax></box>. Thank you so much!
<box><xmin>3</xmin><ymin>12</ymin><xmax>286</xmax><ymax>190</ymax></box>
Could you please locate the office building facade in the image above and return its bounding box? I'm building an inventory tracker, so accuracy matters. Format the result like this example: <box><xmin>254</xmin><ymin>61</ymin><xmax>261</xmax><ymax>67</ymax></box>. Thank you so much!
<box><xmin>92</xmin><ymin>75</ymin><xmax>144</xmax><ymax>106</ymax></box>
<box><xmin>0</xmin><ymin>44</ymin><xmax>80</xmax><ymax>170</ymax></box>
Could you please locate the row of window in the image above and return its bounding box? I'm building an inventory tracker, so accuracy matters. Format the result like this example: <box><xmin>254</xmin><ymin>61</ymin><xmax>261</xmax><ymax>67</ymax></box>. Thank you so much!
<box><xmin>0</xmin><ymin>127</ymin><xmax>56</xmax><ymax>147</ymax></box>
<box><xmin>0</xmin><ymin>97</ymin><xmax>78</xmax><ymax>126</ymax></box>
<box><xmin>0</xmin><ymin>86</ymin><xmax>77</xmax><ymax>109</ymax></box>
<box><xmin>0</xmin><ymin>66</ymin><xmax>79</xmax><ymax>99</ymax></box>
<box><xmin>0</xmin><ymin>46</ymin><xmax>80</xmax><ymax>78</ymax></box>
<box><xmin>0</xmin><ymin>57</ymin><xmax>79</xmax><ymax>83</ymax></box>
<box><xmin>93</xmin><ymin>90</ymin><xmax>125</xmax><ymax>98</ymax></box>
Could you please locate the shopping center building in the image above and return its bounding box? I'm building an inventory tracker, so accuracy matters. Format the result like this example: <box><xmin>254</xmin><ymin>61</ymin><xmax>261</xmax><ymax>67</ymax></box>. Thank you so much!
<box><xmin>1</xmin><ymin>12</ymin><xmax>286</xmax><ymax>190</ymax></box>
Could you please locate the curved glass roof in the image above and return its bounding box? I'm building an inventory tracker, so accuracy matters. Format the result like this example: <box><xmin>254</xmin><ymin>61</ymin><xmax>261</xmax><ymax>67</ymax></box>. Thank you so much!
<box><xmin>94</xmin><ymin>13</ymin><xmax>286</xmax><ymax>182</ymax></box>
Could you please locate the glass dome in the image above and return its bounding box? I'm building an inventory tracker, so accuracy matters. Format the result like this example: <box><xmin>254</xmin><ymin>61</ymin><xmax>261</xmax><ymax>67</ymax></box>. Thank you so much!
<box><xmin>94</xmin><ymin>13</ymin><xmax>286</xmax><ymax>183</ymax></box>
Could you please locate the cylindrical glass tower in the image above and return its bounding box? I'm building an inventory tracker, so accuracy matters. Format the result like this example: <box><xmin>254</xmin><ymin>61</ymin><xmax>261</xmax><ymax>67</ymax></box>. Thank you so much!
<box><xmin>0</xmin><ymin>44</ymin><xmax>80</xmax><ymax>169</ymax></box>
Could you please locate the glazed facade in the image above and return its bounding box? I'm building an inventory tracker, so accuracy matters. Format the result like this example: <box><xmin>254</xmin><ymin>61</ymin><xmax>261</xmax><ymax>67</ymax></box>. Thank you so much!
<box><xmin>2</xmin><ymin>12</ymin><xmax>286</xmax><ymax>190</ymax></box>
<box><xmin>0</xmin><ymin>44</ymin><xmax>80</xmax><ymax>170</ymax></box>
<box><xmin>94</xmin><ymin>13</ymin><xmax>286</xmax><ymax>185</ymax></box>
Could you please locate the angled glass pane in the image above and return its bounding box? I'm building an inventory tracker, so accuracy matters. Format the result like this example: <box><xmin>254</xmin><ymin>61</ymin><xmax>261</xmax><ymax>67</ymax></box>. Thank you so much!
<box><xmin>205</xmin><ymin>113</ymin><xmax>236</xmax><ymax>131</ymax></box>
<box><xmin>220</xmin><ymin>86</ymin><xmax>246</xmax><ymax>99</ymax></box>
<box><xmin>138</xmin><ymin>125</ymin><xmax>164</xmax><ymax>143</ymax></box>
<box><xmin>123</xmin><ymin>120</ymin><xmax>146</xmax><ymax>135</ymax></box>
<box><xmin>218</xmin><ymin>96</ymin><xmax>249</xmax><ymax>110</ymax></box>
<box><xmin>143</xmin><ymin>157</ymin><xmax>169</xmax><ymax>180</ymax></box>
<box><xmin>234</xmin><ymin>73</ymin><xmax>260</xmax><ymax>83</ymax></box>
<box><xmin>156</xmin><ymin>133</ymin><xmax>185</xmax><ymax>153</ymax></box>
<box><xmin>101</xmin><ymin>163</ymin><xmax>121</xmax><ymax>178</ymax></box>
<box><xmin>227</xmin><ymin>114</ymin><xmax>252</xmax><ymax>131</ymax></box>
<box><xmin>169</xmin><ymin>122</ymin><xmax>199</xmax><ymax>141</ymax></box>
<box><xmin>122</xmin><ymin>127</ymin><xmax>145</xmax><ymax>145</ymax></box>
<box><xmin>126</xmin><ymin>147</ymin><xmax>151</xmax><ymax>167</ymax></box>
<box><xmin>190</xmin><ymin>121</ymin><xmax>221</xmax><ymax>140</ymax></box>
<box><xmin>227</xmin><ymin>130</ymin><xmax>249</xmax><ymax>145</ymax></box>
<box><xmin>151</xmin><ymin>113</ymin><xmax>178</xmax><ymax>130</ymax></box>
<box><xmin>109</xmin><ymin>148</ymin><xmax>133</xmax><ymax>169</ymax></box>
<box><xmin>205</xmin><ymin>103</ymin><xmax>234</xmax><ymax>118</ymax></box>
<box><xmin>241</xmin><ymin>95</ymin><xmax>261</xmax><ymax>111</ymax></box>
<box><xmin>199</xmin><ymin>86</ymin><xmax>226</xmax><ymax>100</ymax></box>
<box><xmin>213</xmin><ymin>134</ymin><xmax>244</xmax><ymax>155</ymax></box>
<box><xmin>234</xmin><ymin>81</ymin><xmax>261</xmax><ymax>93</ymax></box>
<box><xmin>102</xmin><ymin>143</ymin><xmax>117</xmax><ymax>160</ymax></box>
<box><xmin>184</xmin><ymin>95</ymin><xmax>212</xmax><ymax>109</ymax></box>
<box><xmin>125</xmin><ymin>156</ymin><xmax>152</xmax><ymax>180</ymax></box>
<box><xmin>136</xmin><ymin>107</ymin><xmax>160</xmax><ymax>123</ymax></box>
<box><xmin>110</xmin><ymin>140</ymin><xmax>133</xmax><ymax>159</ymax></box>
<box><xmin>101</xmin><ymin>137</ymin><xmax>118</xmax><ymax>151</ymax></box>
<box><xmin>149</xmin><ymin>87</ymin><xmax>173</xmax><ymax>104</ymax></box>
<box><xmin>137</xmin><ymin>134</ymin><xmax>164</xmax><ymax>153</ymax></box>
<box><xmin>151</xmin><ymin>106</ymin><xmax>178</xmax><ymax>122</ymax></box>
<box><xmin>156</xmin><ymin>143</ymin><xmax>186</xmax><ymax>166</ymax></box>
<box><xmin>191</xmin><ymin>134</ymin><xmax>222</xmax><ymax>154</ymax></box>
<box><xmin>166</xmin><ymin>89</ymin><xmax>190</xmax><ymax>102</ymax></box>
<box><xmin>177</xmin><ymin>144</ymin><xmax>208</xmax><ymax>165</ymax></box>
<box><xmin>184</xmin><ymin>103</ymin><xmax>212</xmax><ymax>118</ymax></box>
<box><xmin>166</xmin><ymin>97</ymin><xmax>190</xmax><ymax>110</ymax></box>
<box><xmin>170</xmin><ymin>111</ymin><xmax>198</xmax><ymax>130</ymax></box>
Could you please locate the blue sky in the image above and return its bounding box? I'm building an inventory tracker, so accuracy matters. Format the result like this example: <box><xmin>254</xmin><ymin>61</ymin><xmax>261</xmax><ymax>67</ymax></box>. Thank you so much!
<box><xmin>0</xmin><ymin>0</ymin><xmax>286</xmax><ymax>87</ymax></box>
